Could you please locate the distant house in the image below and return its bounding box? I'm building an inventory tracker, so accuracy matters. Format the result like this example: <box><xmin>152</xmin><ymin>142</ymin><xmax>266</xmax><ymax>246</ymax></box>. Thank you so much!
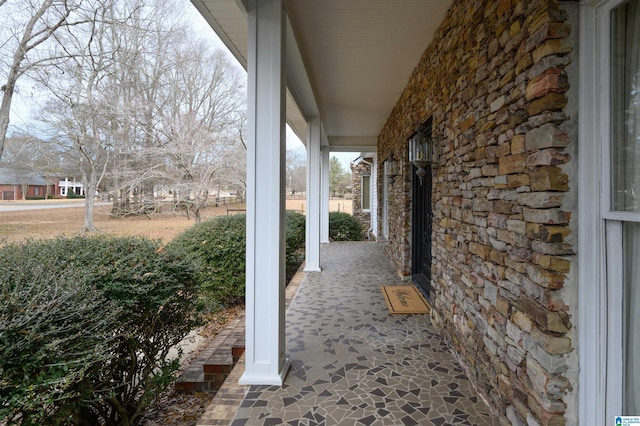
<box><xmin>0</xmin><ymin>167</ymin><xmax>54</xmax><ymax>200</ymax></box>
<box><xmin>58</xmin><ymin>177</ymin><xmax>84</xmax><ymax>197</ymax></box>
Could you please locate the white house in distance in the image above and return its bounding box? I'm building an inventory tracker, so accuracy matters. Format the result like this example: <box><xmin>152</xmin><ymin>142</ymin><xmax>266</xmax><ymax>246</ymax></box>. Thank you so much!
<box><xmin>191</xmin><ymin>0</ymin><xmax>640</xmax><ymax>423</ymax></box>
<box><xmin>58</xmin><ymin>177</ymin><xmax>84</xmax><ymax>197</ymax></box>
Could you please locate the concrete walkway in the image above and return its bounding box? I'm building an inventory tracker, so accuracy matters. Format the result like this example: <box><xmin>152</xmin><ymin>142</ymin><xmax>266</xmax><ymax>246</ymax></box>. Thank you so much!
<box><xmin>199</xmin><ymin>242</ymin><xmax>499</xmax><ymax>426</ymax></box>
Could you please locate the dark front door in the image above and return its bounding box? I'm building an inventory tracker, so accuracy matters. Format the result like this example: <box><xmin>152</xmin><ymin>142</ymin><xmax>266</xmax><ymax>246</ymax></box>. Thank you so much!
<box><xmin>412</xmin><ymin>164</ymin><xmax>432</xmax><ymax>300</ymax></box>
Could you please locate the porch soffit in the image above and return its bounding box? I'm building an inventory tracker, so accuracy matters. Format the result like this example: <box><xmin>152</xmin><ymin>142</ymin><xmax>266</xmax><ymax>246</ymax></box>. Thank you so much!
<box><xmin>190</xmin><ymin>0</ymin><xmax>452</xmax><ymax>152</ymax></box>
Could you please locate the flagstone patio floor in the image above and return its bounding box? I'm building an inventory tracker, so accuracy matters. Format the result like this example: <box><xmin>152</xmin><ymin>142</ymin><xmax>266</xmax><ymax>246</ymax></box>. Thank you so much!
<box><xmin>199</xmin><ymin>241</ymin><xmax>500</xmax><ymax>426</ymax></box>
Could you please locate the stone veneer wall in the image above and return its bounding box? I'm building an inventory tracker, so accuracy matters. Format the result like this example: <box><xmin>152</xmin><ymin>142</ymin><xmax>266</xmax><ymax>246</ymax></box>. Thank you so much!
<box><xmin>377</xmin><ymin>0</ymin><xmax>578</xmax><ymax>424</ymax></box>
<box><xmin>376</xmin><ymin>155</ymin><xmax>412</xmax><ymax>275</ymax></box>
<box><xmin>351</xmin><ymin>158</ymin><xmax>372</xmax><ymax>233</ymax></box>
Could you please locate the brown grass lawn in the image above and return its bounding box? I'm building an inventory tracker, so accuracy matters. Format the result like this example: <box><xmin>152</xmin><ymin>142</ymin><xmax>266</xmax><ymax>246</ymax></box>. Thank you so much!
<box><xmin>0</xmin><ymin>198</ymin><xmax>352</xmax><ymax>244</ymax></box>
<box><xmin>0</xmin><ymin>204</ymin><xmax>235</xmax><ymax>244</ymax></box>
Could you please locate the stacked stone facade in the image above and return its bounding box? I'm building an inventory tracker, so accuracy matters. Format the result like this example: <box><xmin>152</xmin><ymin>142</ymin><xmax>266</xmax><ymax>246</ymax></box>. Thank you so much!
<box><xmin>351</xmin><ymin>157</ymin><xmax>372</xmax><ymax>234</ymax></box>
<box><xmin>377</xmin><ymin>0</ymin><xmax>578</xmax><ymax>424</ymax></box>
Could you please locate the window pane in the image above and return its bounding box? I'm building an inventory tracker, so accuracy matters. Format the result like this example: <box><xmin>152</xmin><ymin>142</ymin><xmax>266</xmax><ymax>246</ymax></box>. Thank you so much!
<box><xmin>362</xmin><ymin>175</ymin><xmax>370</xmax><ymax>210</ymax></box>
<box><xmin>624</xmin><ymin>222</ymin><xmax>640</xmax><ymax>414</ymax></box>
<box><xmin>611</xmin><ymin>1</ymin><xmax>640</xmax><ymax>212</ymax></box>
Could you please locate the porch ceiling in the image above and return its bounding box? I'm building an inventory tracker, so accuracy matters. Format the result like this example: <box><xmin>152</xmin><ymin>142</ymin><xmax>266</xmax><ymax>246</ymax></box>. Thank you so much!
<box><xmin>190</xmin><ymin>0</ymin><xmax>452</xmax><ymax>151</ymax></box>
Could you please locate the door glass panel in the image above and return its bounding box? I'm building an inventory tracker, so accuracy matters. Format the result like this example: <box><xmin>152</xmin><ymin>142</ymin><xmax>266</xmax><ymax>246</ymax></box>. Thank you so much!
<box><xmin>611</xmin><ymin>0</ymin><xmax>640</xmax><ymax>212</ymax></box>
<box><xmin>624</xmin><ymin>222</ymin><xmax>640</xmax><ymax>414</ymax></box>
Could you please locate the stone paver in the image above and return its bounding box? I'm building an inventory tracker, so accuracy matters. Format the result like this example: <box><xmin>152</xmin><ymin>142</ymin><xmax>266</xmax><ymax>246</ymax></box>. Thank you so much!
<box><xmin>200</xmin><ymin>242</ymin><xmax>499</xmax><ymax>425</ymax></box>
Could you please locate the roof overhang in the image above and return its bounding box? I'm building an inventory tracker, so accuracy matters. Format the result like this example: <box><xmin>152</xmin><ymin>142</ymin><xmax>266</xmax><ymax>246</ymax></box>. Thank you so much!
<box><xmin>190</xmin><ymin>0</ymin><xmax>452</xmax><ymax>152</ymax></box>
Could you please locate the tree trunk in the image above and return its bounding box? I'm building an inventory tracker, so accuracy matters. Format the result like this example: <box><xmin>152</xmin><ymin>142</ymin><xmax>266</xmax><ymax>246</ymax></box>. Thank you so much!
<box><xmin>111</xmin><ymin>188</ymin><xmax>120</xmax><ymax>216</ymax></box>
<box><xmin>143</xmin><ymin>182</ymin><xmax>154</xmax><ymax>212</ymax></box>
<box><xmin>0</xmin><ymin>78</ymin><xmax>16</xmax><ymax>160</ymax></box>
<box><xmin>133</xmin><ymin>187</ymin><xmax>140</xmax><ymax>213</ymax></box>
<box><xmin>124</xmin><ymin>189</ymin><xmax>130</xmax><ymax>212</ymax></box>
<box><xmin>81</xmin><ymin>170</ymin><xmax>97</xmax><ymax>233</ymax></box>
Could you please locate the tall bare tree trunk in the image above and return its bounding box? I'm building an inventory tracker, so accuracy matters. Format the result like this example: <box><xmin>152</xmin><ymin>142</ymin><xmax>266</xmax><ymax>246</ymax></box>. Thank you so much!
<box><xmin>194</xmin><ymin>205</ymin><xmax>201</xmax><ymax>224</ymax></box>
<box><xmin>20</xmin><ymin>183</ymin><xmax>28</xmax><ymax>200</ymax></box>
<box><xmin>144</xmin><ymin>182</ymin><xmax>154</xmax><ymax>212</ymax></box>
<box><xmin>82</xmin><ymin>170</ymin><xmax>97</xmax><ymax>232</ymax></box>
<box><xmin>111</xmin><ymin>186</ymin><xmax>120</xmax><ymax>216</ymax></box>
<box><xmin>0</xmin><ymin>76</ymin><xmax>17</xmax><ymax>160</ymax></box>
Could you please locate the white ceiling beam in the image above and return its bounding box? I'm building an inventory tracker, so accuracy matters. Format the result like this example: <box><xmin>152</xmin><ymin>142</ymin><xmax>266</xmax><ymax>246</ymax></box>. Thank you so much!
<box><xmin>286</xmin><ymin>90</ymin><xmax>307</xmax><ymax>143</ymax></box>
<box><xmin>328</xmin><ymin>136</ymin><xmax>378</xmax><ymax>152</ymax></box>
<box><xmin>284</xmin><ymin>12</ymin><xmax>323</xmax><ymax>146</ymax></box>
<box><xmin>285</xmin><ymin>15</ymin><xmax>320</xmax><ymax>119</ymax></box>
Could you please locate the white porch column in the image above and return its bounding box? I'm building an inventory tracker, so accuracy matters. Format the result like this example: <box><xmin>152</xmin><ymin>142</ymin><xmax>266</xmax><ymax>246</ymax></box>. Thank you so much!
<box><xmin>239</xmin><ymin>0</ymin><xmax>290</xmax><ymax>386</ymax></box>
<box><xmin>304</xmin><ymin>116</ymin><xmax>322</xmax><ymax>271</ymax></box>
<box><xmin>321</xmin><ymin>147</ymin><xmax>330</xmax><ymax>243</ymax></box>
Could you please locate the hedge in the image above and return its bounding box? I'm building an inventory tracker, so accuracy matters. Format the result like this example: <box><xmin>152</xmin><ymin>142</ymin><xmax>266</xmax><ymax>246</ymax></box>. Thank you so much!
<box><xmin>169</xmin><ymin>211</ymin><xmax>306</xmax><ymax>310</ymax></box>
<box><xmin>0</xmin><ymin>236</ymin><xmax>200</xmax><ymax>426</ymax></box>
<box><xmin>285</xmin><ymin>210</ymin><xmax>306</xmax><ymax>265</ymax></box>
<box><xmin>329</xmin><ymin>211</ymin><xmax>364</xmax><ymax>241</ymax></box>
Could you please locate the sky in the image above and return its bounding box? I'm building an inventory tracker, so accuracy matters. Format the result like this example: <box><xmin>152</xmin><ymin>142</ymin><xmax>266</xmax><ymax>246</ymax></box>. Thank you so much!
<box><xmin>7</xmin><ymin>0</ymin><xmax>235</xmax><ymax>132</ymax></box>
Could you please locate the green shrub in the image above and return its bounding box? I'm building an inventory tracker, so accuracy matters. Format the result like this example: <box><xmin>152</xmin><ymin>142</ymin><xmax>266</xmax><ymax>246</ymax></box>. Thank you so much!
<box><xmin>329</xmin><ymin>211</ymin><xmax>364</xmax><ymax>241</ymax></box>
<box><xmin>0</xmin><ymin>236</ymin><xmax>200</xmax><ymax>426</ymax></box>
<box><xmin>169</xmin><ymin>215</ymin><xmax>247</xmax><ymax>310</ymax></box>
<box><xmin>170</xmin><ymin>212</ymin><xmax>307</xmax><ymax>310</ymax></box>
<box><xmin>285</xmin><ymin>211</ymin><xmax>306</xmax><ymax>264</ymax></box>
<box><xmin>66</xmin><ymin>192</ymin><xmax>84</xmax><ymax>199</ymax></box>
<box><xmin>0</xmin><ymin>265</ymin><xmax>119</xmax><ymax>425</ymax></box>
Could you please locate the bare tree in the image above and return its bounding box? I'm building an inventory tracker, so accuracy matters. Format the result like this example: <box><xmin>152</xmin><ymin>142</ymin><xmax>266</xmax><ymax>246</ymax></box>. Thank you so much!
<box><xmin>286</xmin><ymin>145</ymin><xmax>306</xmax><ymax>196</ymax></box>
<box><xmin>147</xmin><ymin>43</ymin><xmax>245</xmax><ymax>223</ymax></box>
<box><xmin>37</xmin><ymin>0</ymin><xmax>120</xmax><ymax>232</ymax></box>
<box><xmin>104</xmin><ymin>28</ymin><xmax>246</xmax><ymax>222</ymax></box>
<box><xmin>99</xmin><ymin>0</ymin><xmax>175</xmax><ymax>216</ymax></box>
<box><xmin>3</xmin><ymin>132</ymin><xmax>56</xmax><ymax>171</ymax></box>
<box><xmin>0</xmin><ymin>0</ymin><xmax>85</xmax><ymax>160</ymax></box>
<box><xmin>28</xmin><ymin>0</ymin><xmax>247</xmax><ymax>227</ymax></box>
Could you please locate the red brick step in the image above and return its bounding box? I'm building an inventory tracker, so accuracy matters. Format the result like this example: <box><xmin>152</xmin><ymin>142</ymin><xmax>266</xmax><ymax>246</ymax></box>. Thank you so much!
<box><xmin>175</xmin><ymin>313</ymin><xmax>245</xmax><ymax>394</ymax></box>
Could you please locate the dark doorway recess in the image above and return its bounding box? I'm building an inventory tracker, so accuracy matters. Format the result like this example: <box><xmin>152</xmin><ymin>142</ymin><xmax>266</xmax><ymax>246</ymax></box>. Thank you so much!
<box><xmin>411</xmin><ymin>123</ymin><xmax>433</xmax><ymax>300</ymax></box>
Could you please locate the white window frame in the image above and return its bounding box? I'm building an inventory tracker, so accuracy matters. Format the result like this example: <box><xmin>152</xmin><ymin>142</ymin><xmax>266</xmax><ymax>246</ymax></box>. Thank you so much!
<box><xmin>581</xmin><ymin>1</ymin><xmax>640</xmax><ymax>422</ymax></box>
<box><xmin>370</xmin><ymin>157</ymin><xmax>378</xmax><ymax>238</ymax></box>
<box><xmin>605</xmin><ymin>221</ymin><xmax>624</xmax><ymax>420</ymax></box>
<box><xmin>600</xmin><ymin>0</ymin><xmax>640</xmax><ymax>224</ymax></box>
<box><xmin>579</xmin><ymin>2</ymin><xmax>607</xmax><ymax>424</ymax></box>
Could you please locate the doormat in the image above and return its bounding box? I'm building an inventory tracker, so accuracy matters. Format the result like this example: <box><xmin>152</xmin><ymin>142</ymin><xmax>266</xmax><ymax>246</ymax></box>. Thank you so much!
<box><xmin>381</xmin><ymin>285</ymin><xmax>430</xmax><ymax>314</ymax></box>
